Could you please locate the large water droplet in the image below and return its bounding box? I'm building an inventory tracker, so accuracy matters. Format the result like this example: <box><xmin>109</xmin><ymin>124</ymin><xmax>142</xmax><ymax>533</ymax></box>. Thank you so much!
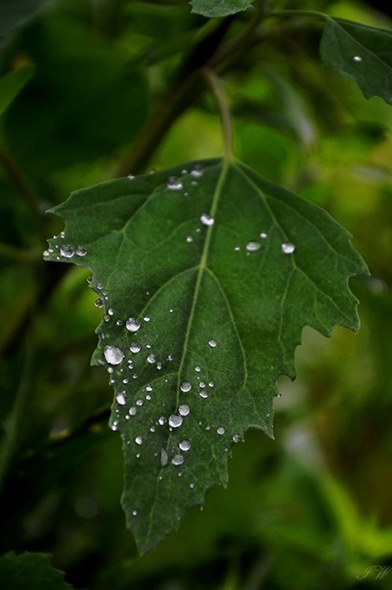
<box><xmin>60</xmin><ymin>244</ymin><xmax>74</xmax><ymax>258</ymax></box>
<box><xmin>180</xmin><ymin>382</ymin><xmax>192</xmax><ymax>392</ymax></box>
<box><xmin>246</xmin><ymin>241</ymin><xmax>261</xmax><ymax>252</ymax></box>
<box><xmin>76</xmin><ymin>245</ymin><xmax>87</xmax><ymax>257</ymax></box>
<box><xmin>104</xmin><ymin>345</ymin><xmax>124</xmax><ymax>365</ymax></box>
<box><xmin>178</xmin><ymin>404</ymin><xmax>190</xmax><ymax>416</ymax></box>
<box><xmin>135</xmin><ymin>436</ymin><xmax>143</xmax><ymax>445</ymax></box>
<box><xmin>172</xmin><ymin>454</ymin><xmax>184</xmax><ymax>466</ymax></box>
<box><xmin>281</xmin><ymin>242</ymin><xmax>295</xmax><ymax>254</ymax></box>
<box><xmin>179</xmin><ymin>440</ymin><xmax>191</xmax><ymax>451</ymax></box>
<box><xmin>116</xmin><ymin>393</ymin><xmax>126</xmax><ymax>405</ymax></box>
<box><xmin>200</xmin><ymin>213</ymin><xmax>214</xmax><ymax>226</ymax></box>
<box><xmin>167</xmin><ymin>177</ymin><xmax>183</xmax><ymax>191</ymax></box>
<box><xmin>169</xmin><ymin>414</ymin><xmax>183</xmax><ymax>428</ymax></box>
<box><xmin>126</xmin><ymin>318</ymin><xmax>140</xmax><ymax>332</ymax></box>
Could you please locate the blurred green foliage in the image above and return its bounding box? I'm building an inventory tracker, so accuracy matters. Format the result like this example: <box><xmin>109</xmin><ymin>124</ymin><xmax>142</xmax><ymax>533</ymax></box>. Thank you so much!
<box><xmin>1</xmin><ymin>0</ymin><xmax>392</xmax><ymax>588</ymax></box>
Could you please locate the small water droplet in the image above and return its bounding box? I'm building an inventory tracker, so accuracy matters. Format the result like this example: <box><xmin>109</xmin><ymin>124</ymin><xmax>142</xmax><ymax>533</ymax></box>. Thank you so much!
<box><xmin>146</xmin><ymin>385</ymin><xmax>153</xmax><ymax>392</ymax></box>
<box><xmin>195</xmin><ymin>366</ymin><xmax>201</xmax><ymax>372</ymax></box>
<box><xmin>76</xmin><ymin>245</ymin><xmax>87</xmax><ymax>257</ymax></box>
<box><xmin>108</xmin><ymin>308</ymin><xmax>115</xmax><ymax>316</ymax></box>
<box><xmin>132</xmin><ymin>509</ymin><xmax>137</xmax><ymax>516</ymax></box>
<box><xmin>281</xmin><ymin>242</ymin><xmax>295</xmax><ymax>254</ymax></box>
<box><xmin>199</xmin><ymin>390</ymin><xmax>208</xmax><ymax>399</ymax></box>
<box><xmin>167</xmin><ymin>177</ymin><xmax>183</xmax><ymax>191</ymax></box>
<box><xmin>147</xmin><ymin>353</ymin><xmax>156</xmax><ymax>364</ymax></box>
<box><xmin>158</xmin><ymin>416</ymin><xmax>166</xmax><ymax>426</ymax></box>
<box><xmin>208</xmin><ymin>381</ymin><xmax>214</xmax><ymax>388</ymax></box>
<box><xmin>172</xmin><ymin>454</ymin><xmax>184</xmax><ymax>466</ymax></box>
<box><xmin>129</xmin><ymin>407</ymin><xmax>137</xmax><ymax>416</ymax></box>
<box><xmin>95</xmin><ymin>298</ymin><xmax>104</xmax><ymax>308</ymax></box>
<box><xmin>116</xmin><ymin>320</ymin><xmax>123</xmax><ymax>326</ymax></box>
<box><xmin>111</xmin><ymin>421</ymin><xmax>118</xmax><ymax>431</ymax></box>
<box><xmin>353</xmin><ymin>55</ymin><xmax>362</xmax><ymax>62</ymax></box>
<box><xmin>200</xmin><ymin>213</ymin><xmax>214</xmax><ymax>226</ymax></box>
<box><xmin>144</xmin><ymin>316</ymin><xmax>150</xmax><ymax>322</ymax></box>
<box><xmin>43</xmin><ymin>250</ymin><xmax>50</xmax><ymax>257</ymax></box>
<box><xmin>191</xmin><ymin>164</ymin><xmax>203</xmax><ymax>178</ymax></box>
<box><xmin>208</xmin><ymin>339</ymin><xmax>217</xmax><ymax>348</ymax></box>
<box><xmin>160</xmin><ymin>448</ymin><xmax>168</xmax><ymax>466</ymax></box>
<box><xmin>130</xmin><ymin>343</ymin><xmax>141</xmax><ymax>353</ymax></box>
<box><xmin>178</xmin><ymin>404</ymin><xmax>190</xmax><ymax>416</ymax></box>
<box><xmin>232</xmin><ymin>434</ymin><xmax>241</xmax><ymax>443</ymax></box>
<box><xmin>217</xmin><ymin>427</ymin><xmax>225</xmax><ymax>435</ymax></box>
<box><xmin>126</xmin><ymin>317</ymin><xmax>140</xmax><ymax>332</ymax></box>
<box><xmin>116</xmin><ymin>393</ymin><xmax>126</xmax><ymax>405</ymax></box>
<box><xmin>60</xmin><ymin>244</ymin><xmax>74</xmax><ymax>258</ymax></box>
<box><xmin>246</xmin><ymin>241</ymin><xmax>261</xmax><ymax>252</ymax></box>
<box><xmin>186</xmin><ymin>235</ymin><xmax>193</xmax><ymax>243</ymax></box>
<box><xmin>234</xmin><ymin>246</ymin><xmax>240</xmax><ymax>251</ymax></box>
<box><xmin>104</xmin><ymin>346</ymin><xmax>124</xmax><ymax>365</ymax></box>
<box><xmin>189</xmin><ymin>482</ymin><xmax>195</xmax><ymax>489</ymax></box>
<box><xmin>146</xmin><ymin>394</ymin><xmax>152</xmax><ymax>401</ymax></box>
<box><xmin>136</xmin><ymin>399</ymin><xmax>143</xmax><ymax>406</ymax></box>
<box><xmin>179</xmin><ymin>440</ymin><xmax>191</xmax><ymax>451</ymax></box>
<box><xmin>128</xmin><ymin>174</ymin><xmax>135</xmax><ymax>180</ymax></box>
<box><xmin>180</xmin><ymin>382</ymin><xmax>192</xmax><ymax>392</ymax></box>
<box><xmin>169</xmin><ymin>414</ymin><xmax>183</xmax><ymax>428</ymax></box>
<box><xmin>135</xmin><ymin>436</ymin><xmax>143</xmax><ymax>445</ymax></box>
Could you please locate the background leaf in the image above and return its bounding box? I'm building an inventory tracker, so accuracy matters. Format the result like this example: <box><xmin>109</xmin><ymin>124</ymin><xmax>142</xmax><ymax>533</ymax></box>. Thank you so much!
<box><xmin>0</xmin><ymin>0</ymin><xmax>53</xmax><ymax>48</ymax></box>
<box><xmin>190</xmin><ymin>0</ymin><xmax>255</xmax><ymax>18</ymax></box>
<box><xmin>0</xmin><ymin>65</ymin><xmax>34</xmax><ymax>117</ymax></box>
<box><xmin>320</xmin><ymin>17</ymin><xmax>392</xmax><ymax>105</ymax></box>
<box><xmin>45</xmin><ymin>157</ymin><xmax>367</xmax><ymax>552</ymax></box>
<box><xmin>0</xmin><ymin>552</ymin><xmax>74</xmax><ymax>589</ymax></box>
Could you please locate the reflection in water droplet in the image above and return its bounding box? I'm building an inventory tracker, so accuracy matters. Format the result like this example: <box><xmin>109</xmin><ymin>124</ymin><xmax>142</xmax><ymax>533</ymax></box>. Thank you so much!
<box><xmin>172</xmin><ymin>454</ymin><xmax>184</xmax><ymax>466</ymax></box>
<box><xmin>179</xmin><ymin>440</ymin><xmax>191</xmax><ymax>451</ymax></box>
<box><xmin>281</xmin><ymin>242</ymin><xmax>295</xmax><ymax>254</ymax></box>
<box><xmin>126</xmin><ymin>318</ymin><xmax>140</xmax><ymax>332</ymax></box>
<box><xmin>104</xmin><ymin>346</ymin><xmax>124</xmax><ymax>365</ymax></box>
<box><xmin>180</xmin><ymin>382</ymin><xmax>192</xmax><ymax>392</ymax></box>
<box><xmin>246</xmin><ymin>241</ymin><xmax>261</xmax><ymax>252</ymax></box>
<box><xmin>167</xmin><ymin>177</ymin><xmax>183</xmax><ymax>191</ymax></box>
<box><xmin>169</xmin><ymin>415</ymin><xmax>183</xmax><ymax>428</ymax></box>
<box><xmin>60</xmin><ymin>244</ymin><xmax>74</xmax><ymax>258</ymax></box>
<box><xmin>200</xmin><ymin>213</ymin><xmax>214</xmax><ymax>226</ymax></box>
<box><xmin>178</xmin><ymin>404</ymin><xmax>190</xmax><ymax>416</ymax></box>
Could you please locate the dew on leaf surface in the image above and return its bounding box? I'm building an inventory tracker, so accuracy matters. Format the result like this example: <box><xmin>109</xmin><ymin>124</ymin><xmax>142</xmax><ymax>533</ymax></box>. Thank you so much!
<box><xmin>186</xmin><ymin>235</ymin><xmax>193</xmax><ymax>243</ymax></box>
<box><xmin>135</xmin><ymin>436</ymin><xmax>143</xmax><ymax>445</ymax></box>
<box><xmin>169</xmin><ymin>415</ymin><xmax>183</xmax><ymax>428</ymax></box>
<box><xmin>353</xmin><ymin>55</ymin><xmax>362</xmax><ymax>62</ymax></box>
<box><xmin>172</xmin><ymin>454</ymin><xmax>184</xmax><ymax>466</ymax></box>
<box><xmin>130</xmin><ymin>343</ymin><xmax>141</xmax><ymax>353</ymax></box>
<box><xmin>178</xmin><ymin>404</ymin><xmax>190</xmax><ymax>416</ymax></box>
<box><xmin>147</xmin><ymin>354</ymin><xmax>156</xmax><ymax>364</ymax></box>
<box><xmin>180</xmin><ymin>382</ymin><xmax>192</xmax><ymax>392</ymax></box>
<box><xmin>95</xmin><ymin>298</ymin><xmax>104</xmax><ymax>308</ymax></box>
<box><xmin>246</xmin><ymin>241</ymin><xmax>261</xmax><ymax>252</ymax></box>
<box><xmin>260</xmin><ymin>232</ymin><xmax>268</xmax><ymax>239</ymax></box>
<box><xmin>208</xmin><ymin>339</ymin><xmax>217</xmax><ymax>348</ymax></box>
<box><xmin>200</xmin><ymin>213</ymin><xmax>214</xmax><ymax>226</ymax></box>
<box><xmin>116</xmin><ymin>393</ymin><xmax>126</xmax><ymax>405</ymax></box>
<box><xmin>136</xmin><ymin>399</ymin><xmax>143</xmax><ymax>406</ymax></box>
<box><xmin>129</xmin><ymin>407</ymin><xmax>137</xmax><ymax>416</ymax></box>
<box><xmin>199</xmin><ymin>390</ymin><xmax>208</xmax><ymax>399</ymax></box>
<box><xmin>281</xmin><ymin>242</ymin><xmax>296</xmax><ymax>254</ymax></box>
<box><xmin>126</xmin><ymin>317</ymin><xmax>140</xmax><ymax>332</ymax></box>
<box><xmin>104</xmin><ymin>345</ymin><xmax>124</xmax><ymax>365</ymax></box>
<box><xmin>60</xmin><ymin>244</ymin><xmax>74</xmax><ymax>258</ymax></box>
<box><xmin>217</xmin><ymin>427</ymin><xmax>225</xmax><ymax>435</ymax></box>
<box><xmin>190</xmin><ymin>164</ymin><xmax>203</xmax><ymax>178</ymax></box>
<box><xmin>167</xmin><ymin>177</ymin><xmax>183</xmax><ymax>191</ymax></box>
<box><xmin>76</xmin><ymin>245</ymin><xmax>87</xmax><ymax>257</ymax></box>
<box><xmin>179</xmin><ymin>440</ymin><xmax>191</xmax><ymax>451</ymax></box>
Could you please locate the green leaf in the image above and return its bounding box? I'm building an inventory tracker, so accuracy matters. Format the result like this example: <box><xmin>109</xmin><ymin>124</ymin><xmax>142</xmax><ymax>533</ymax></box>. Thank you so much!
<box><xmin>44</xmin><ymin>158</ymin><xmax>367</xmax><ymax>553</ymax></box>
<box><xmin>190</xmin><ymin>0</ymin><xmax>254</xmax><ymax>17</ymax></box>
<box><xmin>0</xmin><ymin>552</ymin><xmax>73</xmax><ymax>589</ymax></box>
<box><xmin>320</xmin><ymin>17</ymin><xmax>392</xmax><ymax>105</ymax></box>
<box><xmin>0</xmin><ymin>0</ymin><xmax>52</xmax><ymax>48</ymax></box>
<box><xmin>0</xmin><ymin>65</ymin><xmax>34</xmax><ymax>117</ymax></box>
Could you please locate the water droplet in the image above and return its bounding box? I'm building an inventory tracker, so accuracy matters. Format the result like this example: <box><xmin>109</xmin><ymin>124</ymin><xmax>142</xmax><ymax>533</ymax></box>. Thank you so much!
<box><xmin>135</xmin><ymin>436</ymin><xmax>143</xmax><ymax>445</ymax></box>
<box><xmin>95</xmin><ymin>298</ymin><xmax>104</xmax><ymax>308</ymax></box>
<box><xmin>43</xmin><ymin>250</ymin><xmax>50</xmax><ymax>257</ymax></box>
<box><xmin>167</xmin><ymin>177</ymin><xmax>183</xmax><ymax>191</ymax></box>
<box><xmin>186</xmin><ymin>235</ymin><xmax>193</xmax><ymax>243</ymax></box>
<box><xmin>60</xmin><ymin>244</ymin><xmax>74</xmax><ymax>258</ymax></box>
<box><xmin>234</xmin><ymin>246</ymin><xmax>240</xmax><ymax>251</ymax></box>
<box><xmin>169</xmin><ymin>414</ymin><xmax>183</xmax><ymax>428</ymax></box>
<box><xmin>129</xmin><ymin>407</ymin><xmax>137</xmax><ymax>416</ymax></box>
<box><xmin>353</xmin><ymin>55</ymin><xmax>362</xmax><ymax>62</ymax></box>
<box><xmin>136</xmin><ymin>399</ymin><xmax>143</xmax><ymax>406</ymax></box>
<box><xmin>128</xmin><ymin>174</ymin><xmax>135</xmax><ymax>180</ymax></box>
<box><xmin>200</xmin><ymin>213</ymin><xmax>214</xmax><ymax>226</ymax></box>
<box><xmin>76</xmin><ymin>245</ymin><xmax>87</xmax><ymax>257</ymax></box>
<box><xmin>217</xmin><ymin>427</ymin><xmax>225</xmax><ymax>435</ymax></box>
<box><xmin>195</xmin><ymin>366</ymin><xmax>201</xmax><ymax>372</ymax></box>
<box><xmin>160</xmin><ymin>448</ymin><xmax>168</xmax><ymax>466</ymax></box>
<box><xmin>104</xmin><ymin>345</ymin><xmax>124</xmax><ymax>365</ymax></box>
<box><xmin>246</xmin><ymin>241</ymin><xmax>261</xmax><ymax>252</ymax></box>
<box><xmin>111</xmin><ymin>421</ymin><xmax>118</xmax><ymax>431</ymax></box>
<box><xmin>145</xmin><ymin>394</ymin><xmax>152</xmax><ymax>401</ymax></box>
<box><xmin>108</xmin><ymin>308</ymin><xmax>114</xmax><ymax>316</ymax></box>
<box><xmin>208</xmin><ymin>381</ymin><xmax>214</xmax><ymax>388</ymax></box>
<box><xmin>158</xmin><ymin>416</ymin><xmax>166</xmax><ymax>426</ymax></box>
<box><xmin>178</xmin><ymin>404</ymin><xmax>190</xmax><ymax>416</ymax></box>
<box><xmin>180</xmin><ymin>382</ymin><xmax>192</xmax><ymax>393</ymax></box>
<box><xmin>199</xmin><ymin>381</ymin><xmax>206</xmax><ymax>388</ymax></box>
<box><xmin>232</xmin><ymin>434</ymin><xmax>241</xmax><ymax>443</ymax></box>
<box><xmin>191</xmin><ymin>164</ymin><xmax>203</xmax><ymax>178</ymax></box>
<box><xmin>144</xmin><ymin>316</ymin><xmax>150</xmax><ymax>322</ymax></box>
<box><xmin>156</xmin><ymin>362</ymin><xmax>162</xmax><ymax>370</ymax></box>
<box><xmin>208</xmin><ymin>339</ymin><xmax>217</xmax><ymax>348</ymax></box>
<box><xmin>147</xmin><ymin>353</ymin><xmax>156</xmax><ymax>364</ymax></box>
<box><xmin>281</xmin><ymin>242</ymin><xmax>295</xmax><ymax>254</ymax></box>
<box><xmin>126</xmin><ymin>318</ymin><xmax>140</xmax><ymax>332</ymax></box>
<box><xmin>172</xmin><ymin>454</ymin><xmax>184</xmax><ymax>466</ymax></box>
<box><xmin>179</xmin><ymin>440</ymin><xmax>191</xmax><ymax>451</ymax></box>
<box><xmin>116</xmin><ymin>393</ymin><xmax>126</xmax><ymax>405</ymax></box>
<box><xmin>132</xmin><ymin>509</ymin><xmax>138</xmax><ymax>516</ymax></box>
<box><xmin>116</xmin><ymin>320</ymin><xmax>123</xmax><ymax>326</ymax></box>
<box><xmin>189</xmin><ymin>482</ymin><xmax>195</xmax><ymax>489</ymax></box>
<box><xmin>199</xmin><ymin>390</ymin><xmax>208</xmax><ymax>399</ymax></box>
<box><xmin>146</xmin><ymin>385</ymin><xmax>153</xmax><ymax>392</ymax></box>
<box><xmin>130</xmin><ymin>343</ymin><xmax>141</xmax><ymax>354</ymax></box>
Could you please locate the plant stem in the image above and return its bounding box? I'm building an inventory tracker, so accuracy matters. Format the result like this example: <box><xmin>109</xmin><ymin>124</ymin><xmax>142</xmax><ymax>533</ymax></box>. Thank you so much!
<box><xmin>203</xmin><ymin>68</ymin><xmax>233</xmax><ymax>158</ymax></box>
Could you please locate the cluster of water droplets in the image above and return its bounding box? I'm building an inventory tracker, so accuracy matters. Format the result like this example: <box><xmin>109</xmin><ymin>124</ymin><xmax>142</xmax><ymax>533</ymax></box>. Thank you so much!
<box><xmin>43</xmin><ymin>231</ymin><xmax>88</xmax><ymax>261</ymax></box>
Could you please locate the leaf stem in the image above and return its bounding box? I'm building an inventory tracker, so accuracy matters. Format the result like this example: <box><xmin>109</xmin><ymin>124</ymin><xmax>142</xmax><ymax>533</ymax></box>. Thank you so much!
<box><xmin>203</xmin><ymin>68</ymin><xmax>233</xmax><ymax>158</ymax></box>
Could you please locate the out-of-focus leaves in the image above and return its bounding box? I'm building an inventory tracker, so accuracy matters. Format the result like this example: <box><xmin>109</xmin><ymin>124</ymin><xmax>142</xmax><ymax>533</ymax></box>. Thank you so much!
<box><xmin>0</xmin><ymin>0</ymin><xmax>53</xmax><ymax>48</ymax></box>
<box><xmin>0</xmin><ymin>65</ymin><xmax>34</xmax><ymax>116</ymax></box>
<box><xmin>0</xmin><ymin>552</ymin><xmax>74</xmax><ymax>589</ymax></box>
<box><xmin>3</xmin><ymin>13</ymin><xmax>148</xmax><ymax>176</ymax></box>
<box><xmin>190</xmin><ymin>0</ymin><xmax>254</xmax><ymax>17</ymax></box>
<box><xmin>320</xmin><ymin>18</ymin><xmax>392</xmax><ymax>105</ymax></box>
